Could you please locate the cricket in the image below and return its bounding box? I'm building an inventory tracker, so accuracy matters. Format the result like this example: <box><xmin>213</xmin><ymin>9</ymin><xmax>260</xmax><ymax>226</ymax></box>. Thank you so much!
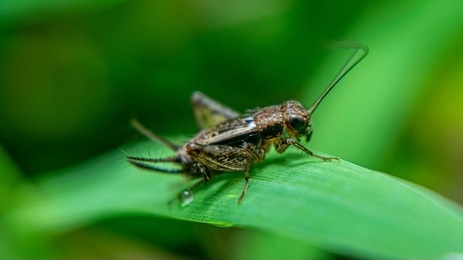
<box><xmin>128</xmin><ymin>43</ymin><xmax>368</xmax><ymax>203</ymax></box>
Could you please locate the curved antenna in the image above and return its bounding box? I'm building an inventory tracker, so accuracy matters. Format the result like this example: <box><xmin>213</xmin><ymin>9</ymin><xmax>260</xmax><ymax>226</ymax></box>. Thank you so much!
<box><xmin>307</xmin><ymin>42</ymin><xmax>369</xmax><ymax>115</ymax></box>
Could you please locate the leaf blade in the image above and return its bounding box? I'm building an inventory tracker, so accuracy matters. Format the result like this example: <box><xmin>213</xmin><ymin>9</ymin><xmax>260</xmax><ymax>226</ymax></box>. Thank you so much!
<box><xmin>8</xmin><ymin>144</ymin><xmax>463</xmax><ymax>259</ymax></box>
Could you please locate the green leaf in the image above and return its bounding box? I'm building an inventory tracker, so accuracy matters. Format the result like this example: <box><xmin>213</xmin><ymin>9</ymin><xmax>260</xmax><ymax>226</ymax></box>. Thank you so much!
<box><xmin>6</xmin><ymin>142</ymin><xmax>463</xmax><ymax>259</ymax></box>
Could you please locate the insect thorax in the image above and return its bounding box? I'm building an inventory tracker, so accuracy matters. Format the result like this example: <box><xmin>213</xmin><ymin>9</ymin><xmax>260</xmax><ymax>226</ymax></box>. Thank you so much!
<box><xmin>252</xmin><ymin>105</ymin><xmax>284</xmax><ymax>139</ymax></box>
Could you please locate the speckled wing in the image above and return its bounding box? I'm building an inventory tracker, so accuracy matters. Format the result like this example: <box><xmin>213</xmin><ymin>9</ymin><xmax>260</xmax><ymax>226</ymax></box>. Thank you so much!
<box><xmin>192</xmin><ymin>115</ymin><xmax>260</xmax><ymax>146</ymax></box>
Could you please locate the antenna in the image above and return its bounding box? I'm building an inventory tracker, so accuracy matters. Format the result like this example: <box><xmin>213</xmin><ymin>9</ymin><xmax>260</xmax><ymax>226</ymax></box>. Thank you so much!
<box><xmin>307</xmin><ymin>42</ymin><xmax>369</xmax><ymax>115</ymax></box>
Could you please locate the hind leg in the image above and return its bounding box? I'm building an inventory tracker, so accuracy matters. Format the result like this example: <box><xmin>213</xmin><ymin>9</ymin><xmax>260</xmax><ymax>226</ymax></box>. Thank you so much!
<box><xmin>191</xmin><ymin>91</ymin><xmax>240</xmax><ymax>129</ymax></box>
<box><xmin>186</xmin><ymin>142</ymin><xmax>265</xmax><ymax>203</ymax></box>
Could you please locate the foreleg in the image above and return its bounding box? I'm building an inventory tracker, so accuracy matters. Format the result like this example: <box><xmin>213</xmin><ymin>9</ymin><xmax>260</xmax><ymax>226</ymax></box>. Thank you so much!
<box><xmin>275</xmin><ymin>138</ymin><xmax>338</xmax><ymax>161</ymax></box>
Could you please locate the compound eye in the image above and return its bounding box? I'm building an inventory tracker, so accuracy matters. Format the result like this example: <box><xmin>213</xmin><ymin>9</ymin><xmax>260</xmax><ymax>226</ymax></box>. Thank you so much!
<box><xmin>289</xmin><ymin>115</ymin><xmax>307</xmax><ymax>132</ymax></box>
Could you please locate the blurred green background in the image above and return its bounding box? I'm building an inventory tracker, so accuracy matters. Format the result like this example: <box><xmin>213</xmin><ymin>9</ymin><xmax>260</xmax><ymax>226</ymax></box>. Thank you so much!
<box><xmin>1</xmin><ymin>0</ymin><xmax>462</xmax><ymax>259</ymax></box>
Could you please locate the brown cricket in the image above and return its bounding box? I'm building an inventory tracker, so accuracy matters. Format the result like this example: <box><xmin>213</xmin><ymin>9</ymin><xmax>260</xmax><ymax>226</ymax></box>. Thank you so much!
<box><xmin>128</xmin><ymin>44</ymin><xmax>368</xmax><ymax>203</ymax></box>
